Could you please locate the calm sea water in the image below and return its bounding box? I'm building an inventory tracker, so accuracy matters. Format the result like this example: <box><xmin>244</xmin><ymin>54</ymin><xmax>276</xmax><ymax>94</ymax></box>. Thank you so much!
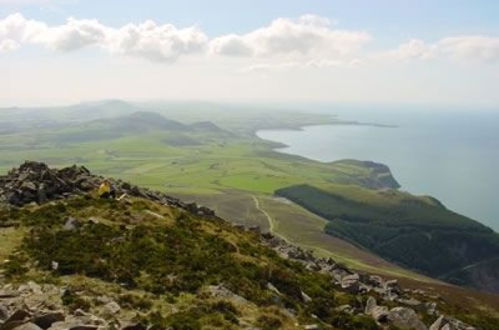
<box><xmin>257</xmin><ymin>110</ymin><xmax>499</xmax><ymax>231</ymax></box>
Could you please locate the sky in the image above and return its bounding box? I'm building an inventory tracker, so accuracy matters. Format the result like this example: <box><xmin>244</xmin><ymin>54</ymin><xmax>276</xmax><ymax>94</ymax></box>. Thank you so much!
<box><xmin>1</xmin><ymin>0</ymin><xmax>499</xmax><ymax>107</ymax></box>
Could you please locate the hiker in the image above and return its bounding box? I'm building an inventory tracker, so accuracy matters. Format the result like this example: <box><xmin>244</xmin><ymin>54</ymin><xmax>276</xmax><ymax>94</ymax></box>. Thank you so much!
<box><xmin>98</xmin><ymin>179</ymin><xmax>116</xmax><ymax>199</ymax></box>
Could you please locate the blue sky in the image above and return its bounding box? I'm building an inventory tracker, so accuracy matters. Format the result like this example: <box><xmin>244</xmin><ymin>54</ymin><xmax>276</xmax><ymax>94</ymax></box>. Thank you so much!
<box><xmin>5</xmin><ymin>0</ymin><xmax>498</xmax><ymax>39</ymax></box>
<box><xmin>1</xmin><ymin>0</ymin><xmax>499</xmax><ymax>106</ymax></box>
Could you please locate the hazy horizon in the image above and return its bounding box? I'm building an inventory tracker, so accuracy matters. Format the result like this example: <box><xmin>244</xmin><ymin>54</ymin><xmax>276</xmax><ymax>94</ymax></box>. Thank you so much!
<box><xmin>2</xmin><ymin>0</ymin><xmax>499</xmax><ymax>107</ymax></box>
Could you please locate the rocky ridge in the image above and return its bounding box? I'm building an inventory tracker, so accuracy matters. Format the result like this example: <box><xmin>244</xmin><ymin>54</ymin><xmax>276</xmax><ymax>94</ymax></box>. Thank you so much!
<box><xmin>0</xmin><ymin>162</ymin><xmax>490</xmax><ymax>329</ymax></box>
<box><xmin>259</xmin><ymin>233</ymin><xmax>477</xmax><ymax>330</ymax></box>
<box><xmin>0</xmin><ymin>161</ymin><xmax>213</xmax><ymax>216</ymax></box>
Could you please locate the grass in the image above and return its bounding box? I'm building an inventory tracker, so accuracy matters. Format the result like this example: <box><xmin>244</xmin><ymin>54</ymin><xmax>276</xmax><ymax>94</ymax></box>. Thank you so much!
<box><xmin>2</xmin><ymin>194</ymin><xmax>497</xmax><ymax>329</ymax></box>
<box><xmin>2</xmin><ymin>109</ymin><xmax>499</xmax><ymax>309</ymax></box>
<box><xmin>275</xmin><ymin>184</ymin><xmax>499</xmax><ymax>290</ymax></box>
<box><xmin>255</xmin><ymin>195</ymin><xmax>434</xmax><ymax>281</ymax></box>
<box><xmin>1</xmin><ymin>195</ymin><xmax>384</xmax><ymax>329</ymax></box>
<box><xmin>0</xmin><ymin>121</ymin><xmax>491</xmax><ymax>284</ymax></box>
<box><xmin>0</xmin><ymin>227</ymin><xmax>26</xmax><ymax>262</ymax></box>
<box><xmin>0</xmin><ymin>124</ymin><xmax>392</xmax><ymax>197</ymax></box>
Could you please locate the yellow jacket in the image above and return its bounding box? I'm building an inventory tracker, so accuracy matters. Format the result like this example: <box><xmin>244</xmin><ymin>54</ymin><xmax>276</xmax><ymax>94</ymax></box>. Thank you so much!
<box><xmin>98</xmin><ymin>182</ymin><xmax>111</xmax><ymax>196</ymax></box>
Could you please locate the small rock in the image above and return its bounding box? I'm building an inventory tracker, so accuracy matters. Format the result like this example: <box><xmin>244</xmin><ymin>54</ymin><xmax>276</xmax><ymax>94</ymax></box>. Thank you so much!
<box><xmin>32</xmin><ymin>312</ymin><xmax>65</xmax><ymax>329</ymax></box>
<box><xmin>384</xmin><ymin>279</ymin><xmax>401</xmax><ymax>293</ymax></box>
<box><xmin>430</xmin><ymin>315</ymin><xmax>445</xmax><ymax>330</ymax></box>
<box><xmin>87</xmin><ymin>218</ymin><xmax>99</xmax><ymax>225</ymax></box>
<box><xmin>47</xmin><ymin>322</ymin><xmax>97</xmax><ymax>330</ymax></box>
<box><xmin>50</xmin><ymin>262</ymin><xmax>59</xmax><ymax>271</ymax></box>
<box><xmin>63</xmin><ymin>217</ymin><xmax>81</xmax><ymax>231</ymax></box>
<box><xmin>368</xmin><ymin>275</ymin><xmax>384</xmax><ymax>287</ymax></box>
<box><xmin>425</xmin><ymin>302</ymin><xmax>437</xmax><ymax>316</ymax></box>
<box><xmin>341</xmin><ymin>273</ymin><xmax>360</xmax><ymax>293</ymax></box>
<box><xmin>5</xmin><ymin>310</ymin><xmax>31</xmax><ymax>323</ymax></box>
<box><xmin>204</xmin><ymin>285</ymin><xmax>247</xmax><ymax>305</ymax></box>
<box><xmin>371</xmin><ymin>306</ymin><xmax>390</xmax><ymax>323</ymax></box>
<box><xmin>27</xmin><ymin>282</ymin><xmax>42</xmax><ymax>294</ymax></box>
<box><xmin>102</xmin><ymin>301</ymin><xmax>120</xmax><ymax>315</ymax></box>
<box><xmin>267</xmin><ymin>283</ymin><xmax>281</xmax><ymax>295</ymax></box>
<box><xmin>1</xmin><ymin>310</ymin><xmax>32</xmax><ymax>330</ymax></box>
<box><xmin>365</xmin><ymin>296</ymin><xmax>377</xmax><ymax>314</ymax></box>
<box><xmin>0</xmin><ymin>290</ymin><xmax>19</xmax><ymax>298</ymax></box>
<box><xmin>388</xmin><ymin>307</ymin><xmax>427</xmax><ymax>330</ymax></box>
<box><xmin>11</xmin><ymin>323</ymin><xmax>42</xmax><ymax>330</ymax></box>
<box><xmin>120</xmin><ymin>323</ymin><xmax>146</xmax><ymax>330</ymax></box>
<box><xmin>399</xmin><ymin>297</ymin><xmax>422</xmax><ymax>307</ymax></box>
<box><xmin>0</xmin><ymin>305</ymin><xmax>9</xmax><ymax>320</ymax></box>
<box><xmin>304</xmin><ymin>325</ymin><xmax>319</xmax><ymax>330</ymax></box>
<box><xmin>335</xmin><ymin>305</ymin><xmax>354</xmax><ymax>314</ymax></box>
<box><xmin>68</xmin><ymin>326</ymin><xmax>98</xmax><ymax>330</ymax></box>
<box><xmin>301</xmin><ymin>291</ymin><xmax>312</xmax><ymax>303</ymax></box>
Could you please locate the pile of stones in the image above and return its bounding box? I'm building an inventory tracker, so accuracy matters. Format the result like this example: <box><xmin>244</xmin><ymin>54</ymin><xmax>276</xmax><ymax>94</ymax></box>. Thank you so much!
<box><xmin>0</xmin><ymin>281</ymin><xmax>143</xmax><ymax>330</ymax></box>
<box><xmin>259</xmin><ymin>232</ymin><xmax>477</xmax><ymax>330</ymax></box>
<box><xmin>0</xmin><ymin>161</ymin><xmax>215</xmax><ymax>217</ymax></box>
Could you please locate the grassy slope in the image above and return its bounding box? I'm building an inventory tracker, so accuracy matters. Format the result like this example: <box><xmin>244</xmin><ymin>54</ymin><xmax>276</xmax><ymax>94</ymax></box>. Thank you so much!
<box><xmin>1</xmin><ymin>109</ymin><xmax>498</xmax><ymax>304</ymax></box>
<box><xmin>0</xmin><ymin>127</ymin><xmax>433</xmax><ymax>280</ymax></box>
<box><xmin>1</xmin><ymin>196</ymin><xmax>384</xmax><ymax>329</ymax></box>
<box><xmin>275</xmin><ymin>184</ymin><xmax>499</xmax><ymax>291</ymax></box>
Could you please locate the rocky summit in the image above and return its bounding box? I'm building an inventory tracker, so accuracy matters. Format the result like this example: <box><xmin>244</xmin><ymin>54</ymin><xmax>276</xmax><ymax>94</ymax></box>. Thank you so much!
<box><xmin>0</xmin><ymin>161</ymin><xmax>214</xmax><ymax>215</ymax></box>
<box><xmin>0</xmin><ymin>162</ymin><xmax>496</xmax><ymax>330</ymax></box>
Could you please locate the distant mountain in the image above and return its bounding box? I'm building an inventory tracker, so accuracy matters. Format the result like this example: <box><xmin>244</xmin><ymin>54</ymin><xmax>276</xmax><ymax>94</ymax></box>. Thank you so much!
<box><xmin>96</xmin><ymin>111</ymin><xmax>187</xmax><ymax>132</ymax></box>
<box><xmin>62</xmin><ymin>99</ymin><xmax>142</xmax><ymax>121</ymax></box>
<box><xmin>47</xmin><ymin>111</ymin><xmax>229</xmax><ymax>143</ymax></box>
<box><xmin>189</xmin><ymin>121</ymin><xmax>226</xmax><ymax>132</ymax></box>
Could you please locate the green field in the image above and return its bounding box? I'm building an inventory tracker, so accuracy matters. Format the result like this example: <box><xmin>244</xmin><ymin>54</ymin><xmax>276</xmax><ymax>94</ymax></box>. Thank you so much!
<box><xmin>1</xmin><ymin>102</ymin><xmax>498</xmax><ymax>293</ymax></box>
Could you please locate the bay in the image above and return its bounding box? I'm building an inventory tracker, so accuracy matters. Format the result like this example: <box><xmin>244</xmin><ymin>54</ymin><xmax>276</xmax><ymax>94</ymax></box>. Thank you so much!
<box><xmin>257</xmin><ymin>110</ymin><xmax>499</xmax><ymax>231</ymax></box>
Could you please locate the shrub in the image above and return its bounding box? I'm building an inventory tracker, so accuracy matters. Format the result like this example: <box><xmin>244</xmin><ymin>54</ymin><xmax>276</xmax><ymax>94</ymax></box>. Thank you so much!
<box><xmin>256</xmin><ymin>314</ymin><xmax>283</xmax><ymax>329</ymax></box>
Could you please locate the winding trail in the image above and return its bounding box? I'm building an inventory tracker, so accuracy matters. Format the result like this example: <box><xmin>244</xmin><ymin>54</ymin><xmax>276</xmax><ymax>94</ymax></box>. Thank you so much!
<box><xmin>250</xmin><ymin>194</ymin><xmax>441</xmax><ymax>281</ymax></box>
<box><xmin>251</xmin><ymin>195</ymin><xmax>275</xmax><ymax>232</ymax></box>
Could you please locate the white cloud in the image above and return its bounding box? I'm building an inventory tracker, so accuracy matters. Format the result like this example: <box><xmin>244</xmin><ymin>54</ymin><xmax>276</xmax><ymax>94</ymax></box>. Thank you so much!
<box><xmin>437</xmin><ymin>35</ymin><xmax>499</xmax><ymax>62</ymax></box>
<box><xmin>2</xmin><ymin>13</ymin><xmax>499</xmax><ymax>67</ymax></box>
<box><xmin>0</xmin><ymin>13</ymin><xmax>47</xmax><ymax>43</ymax></box>
<box><xmin>383</xmin><ymin>39</ymin><xmax>435</xmax><ymax>60</ymax></box>
<box><xmin>0</xmin><ymin>38</ymin><xmax>18</xmax><ymax>51</ymax></box>
<box><xmin>0</xmin><ymin>13</ymin><xmax>207</xmax><ymax>61</ymax></box>
<box><xmin>209</xmin><ymin>34</ymin><xmax>254</xmax><ymax>56</ymax></box>
<box><xmin>385</xmin><ymin>35</ymin><xmax>499</xmax><ymax>63</ymax></box>
<box><xmin>210</xmin><ymin>14</ymin><xmax>371</xmax><ymax>59</ymax></box>
<box><xmin>43</xmin><ymin>18</ymin><xmax>108</xmax><ymax>51</ymax></box>
<box><xmin>240</xmin><ymin>58</ymin><xmax>363</xmax><ymax>73</ymax></box>
<box><xmin>108</xmin><ymin>20</ymin><xmax>207</xmax><ymax>62</ymax></box>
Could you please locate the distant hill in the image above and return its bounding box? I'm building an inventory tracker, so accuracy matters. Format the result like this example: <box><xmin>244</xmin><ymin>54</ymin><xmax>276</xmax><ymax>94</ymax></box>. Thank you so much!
<box><xmin>48</xmin><ymin>111</ymin><xmax>229</xmax><ymax>143</ymax></box>
<box><xmin>62</xmin><ymin>99</ymin><xmax>143</xmax><ymax>121</ymax></box>
<box><xmin>275</xmin><ymin>184</ymin><xmax>499</xmax><ymax>293</ymax></box>
<box><xmin>330</xmin><ymin>159</ymin><xmax>401</xmax><ymax>189</ymax></box>
<box><xmin>189</xmin><ymin>120</ymin><xmax>227</xmax><ymax>132</ymax></box>
<box><xmin>96</xmin><ymin>111</ymin><xmax>187</xmax><ymax>131</ymax></box>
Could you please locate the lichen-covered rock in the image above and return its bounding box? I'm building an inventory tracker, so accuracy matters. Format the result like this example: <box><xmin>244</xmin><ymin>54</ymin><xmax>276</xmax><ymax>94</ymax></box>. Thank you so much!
<box><xmin>388</xmin><ymin>307</ymin><xmax>427</xmax><ymax>330</ymax></box>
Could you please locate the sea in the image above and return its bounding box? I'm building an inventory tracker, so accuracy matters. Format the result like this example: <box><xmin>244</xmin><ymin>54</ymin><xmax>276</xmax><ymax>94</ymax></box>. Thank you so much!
<box><xmin>257</xmin><ymin>108</ymin><xmax>499</xmax><ymax>231</ymax></box>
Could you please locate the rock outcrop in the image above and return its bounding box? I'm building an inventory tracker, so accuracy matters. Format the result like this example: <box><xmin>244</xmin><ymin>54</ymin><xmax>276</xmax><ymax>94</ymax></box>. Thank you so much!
<box><xmin>0</xmin><ymin>161</ymin><xmax>215</xmax><ymax>217</ymax></box>
<box><xmin>260</xmin><ymin>232</ymin><xmax>477</xmax><ymax>330</ymax></box>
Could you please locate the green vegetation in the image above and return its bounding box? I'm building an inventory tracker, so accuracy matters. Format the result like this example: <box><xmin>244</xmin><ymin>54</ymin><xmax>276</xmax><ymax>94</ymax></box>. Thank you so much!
<box><xmin>1</xmin><ymin>101</ymin><xmax>499</xmax><ymax>298</ymax></box>
<box><xmin>275</xmin><ymin>184</ymin><xmax>499</xmax><ymax>289</ymax></box>
<box><xmin>2</xmin><ymin>195</ymin><xmax>382</xmax><ymax>329</ymax></box>
<box><xmin>1</xmin><ymin>106</ymin><xmax>422</xmax><ymax>282</ymax></box>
